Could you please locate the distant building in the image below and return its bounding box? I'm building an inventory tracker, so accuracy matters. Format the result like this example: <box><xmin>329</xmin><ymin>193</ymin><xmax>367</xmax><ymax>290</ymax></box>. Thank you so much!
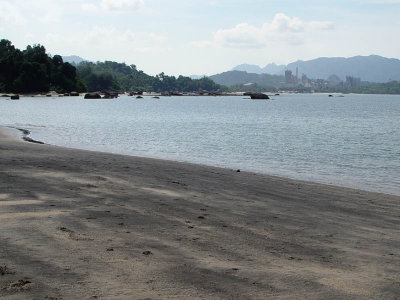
<box><xmin>345</xmin><ymin>76</ymin><xmax>361</xmax><ymax>88</ymax></box>
<box><xmin>285</xmin><ymin>70</ymin><xmax>292</xmax><ymax>84</ymax></box>
<box><xmin>285</xmin><ymin>70</ymin><xmax>295</xmax><ymax>84</ymax></box>
<box><xmin>312</xmin><ymin>79</ymin><xmax>328</xmax><ymax>89</ymax></box>
<box><xmin>301</xmin><ymin>74</ymin><xmax>311</xmax><ymax>87</ymax></box>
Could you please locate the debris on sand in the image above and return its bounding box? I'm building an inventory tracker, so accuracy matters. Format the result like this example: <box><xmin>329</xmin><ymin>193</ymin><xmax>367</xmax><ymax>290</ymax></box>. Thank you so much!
<box><xmin>0</xmin><ymin>265</ymin><xmax>14</xmax><ymax>276</ymax></box>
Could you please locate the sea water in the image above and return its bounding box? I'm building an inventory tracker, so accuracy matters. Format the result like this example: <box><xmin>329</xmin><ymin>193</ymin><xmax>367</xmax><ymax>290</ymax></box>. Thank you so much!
<box><xmin>1</xmin><ymin>93</ymin><xmax>399</xmax><ymax>195</ymax></box>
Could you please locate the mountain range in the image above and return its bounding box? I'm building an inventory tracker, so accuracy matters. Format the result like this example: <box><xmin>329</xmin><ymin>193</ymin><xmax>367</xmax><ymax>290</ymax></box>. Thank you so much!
<box><xmin>231</xmin><ymin>55</ymin><xmax>400</xmax><ymax>83</ymax></box>
<box><xmin>233</xmin><ymin>63</ymin><xmax>285</xmax><ymax>75</ymax></box>
<box><xmin>62</xmin><ymin>54</ymin><xmax>400</xmax><ymax>85</ymax></box>
<box><xmin>62</xmin><ymin>55</ymin><xmax>86</xmax><ymax>66</ymax></box>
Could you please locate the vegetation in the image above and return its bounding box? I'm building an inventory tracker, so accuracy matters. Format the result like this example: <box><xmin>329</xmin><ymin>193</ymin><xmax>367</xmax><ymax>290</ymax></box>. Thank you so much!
<box><xmin>2</xmin><ymin>39</ymin><xmax>399</xmax><ymax>95</ymax></box>
<box><xmin>286</xmin><ymin>82</ymin><xmax>400</xmax><ymax>94</ymax></box>
<box><xmin>0</xmin><ymin>39</ymin><xmax>224</xmax><ymax>94</ymax></box>
<box><xmin>229</xmin><ymin>83</ymin><xmax>278</xmax><ymax>93</ymax></box>
<box><xmin>320</xmin><ymin>81</ymin><xmax>400</xmax><ymax>95</ymax></box>
<box><xmin>76</xmin><ymin>61</ymin><xmax>224</xmax><ymax>93</ymax></box>
<box><xmin>0</xmin><ymin>39</ymin><xmax>85</xmax><ymax>93</ymax></box>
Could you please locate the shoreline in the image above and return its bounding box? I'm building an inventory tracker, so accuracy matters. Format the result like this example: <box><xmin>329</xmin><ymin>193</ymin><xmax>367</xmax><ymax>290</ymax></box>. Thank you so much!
<box><xmin>6</xmin><ymin>124</ymin><xmax>399</xmax><ymax>197</ymax></box>
<box><xmin>1</xmin><ymin>125</ymin><xmax>400</xmax><ymax>299</ymax></box>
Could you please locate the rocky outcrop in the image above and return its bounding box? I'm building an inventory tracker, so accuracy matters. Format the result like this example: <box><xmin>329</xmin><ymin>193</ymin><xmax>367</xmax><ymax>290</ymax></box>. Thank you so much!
<box><xmin>250</xmin><ymin>93</ymin><xmax>269</xmax><ymax>100</ymax></box>
<box><xmin>84</xmin><ymin>93</ymin><xmax>101</xmax><ymax>99</ymax></box>
<box><xmin>103</xmin><ymin>92</ymin><xmax>118</xmax><ymax>99</ymax></box>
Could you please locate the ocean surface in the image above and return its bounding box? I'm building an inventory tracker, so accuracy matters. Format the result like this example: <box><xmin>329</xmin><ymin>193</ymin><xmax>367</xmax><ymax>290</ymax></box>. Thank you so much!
<box><xmin>1</xmin><ymin>93</ymin><xmax>399</xmax><ymax>195</ymax></box>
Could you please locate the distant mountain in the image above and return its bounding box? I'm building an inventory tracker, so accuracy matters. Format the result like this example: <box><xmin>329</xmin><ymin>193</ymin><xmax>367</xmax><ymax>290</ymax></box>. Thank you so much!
<box><xmin>233</xmin><ymin>63</ymin><xmax>285</xmax><ymax>75</ymax></box>
<box><xmin>231</xmin><ymin>55</ymin><xmax>400</xmax><ymax>83</ymax></box>
<box><xmin>62</xmin><ymin>55</ymin><xmax>86</xmax><ymax>66</ymax></box>
<box><xmin>287</xmin><ymin>55</ymin><xmax>400</xmax><ymax>83</ymax></box>
<box><xmin>190</xmin><ymin>75</ymin><xmax>207</xmax><ymax>79</ymax></box>
<box><xmin>233</xmin><ymin>64</ymin><xmax>264</xmax><ymax>74</ymax></box>
<box><xmin>262</xmin><ymin>63</ymin><xmax>286</xmax><ymax>75</ymax></box>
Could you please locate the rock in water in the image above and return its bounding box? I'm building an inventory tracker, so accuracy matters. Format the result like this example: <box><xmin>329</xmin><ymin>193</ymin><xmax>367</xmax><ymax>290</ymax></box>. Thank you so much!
<box><xmin>84</xmin><ymin>93</ymin><xmax>101</xmax><ymax>99</ymax></box>
<box><xmin>250</xmin><ymin>93</ymin><xmax>269</xmax><ymax>100</ymax></box>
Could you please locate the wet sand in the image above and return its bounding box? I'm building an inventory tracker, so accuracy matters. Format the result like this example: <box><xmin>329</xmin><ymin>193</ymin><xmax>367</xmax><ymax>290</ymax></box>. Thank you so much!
<box><xmin>0</xmin><ymin>127</ymin><xmax>399</xmax><ymax>299</ymax></box>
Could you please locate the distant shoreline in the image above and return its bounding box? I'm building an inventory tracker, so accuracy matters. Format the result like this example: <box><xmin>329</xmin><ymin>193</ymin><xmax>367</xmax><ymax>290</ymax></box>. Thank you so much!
<box><xmin>3</xmin><ymin>91</ymin><xmax>400</xmax><ymax>98</ymax></box>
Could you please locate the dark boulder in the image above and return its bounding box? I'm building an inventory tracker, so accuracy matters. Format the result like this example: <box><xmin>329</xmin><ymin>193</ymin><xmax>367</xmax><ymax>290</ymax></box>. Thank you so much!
<box><xmin>10</xmin><ymin>95</ymin><xmax>20</xmax><ymax>100</ymax></box>
<box><xmin>84</xmin><ymin>93</ymin><xmax>101</xmax><ymax>99</ymax></box>
<box><xmin>70</xmin><ymin>91</ymin><xmax>79</xmax><ymax>96</ymax></box>
<box><xmin>250</xmin><ymin>93</ymin><xmax>269</xmax><ymax>100</ymax></box>
<box><xmin>136</xmin><ymin>96</ymin><xmax>143</xmax><ymax>99</ymax></box>
<box><xmin>103</xmin><ymin>92</ymin><xmax>118</xmax><ymax>99</ymax></box>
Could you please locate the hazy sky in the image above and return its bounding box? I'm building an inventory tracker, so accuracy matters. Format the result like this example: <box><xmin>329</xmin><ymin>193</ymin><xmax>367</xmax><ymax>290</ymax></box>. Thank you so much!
<box><xmin>1</xmin><ymin>0</ymin><xmax>399</xmax><ymax>76</ymax></box>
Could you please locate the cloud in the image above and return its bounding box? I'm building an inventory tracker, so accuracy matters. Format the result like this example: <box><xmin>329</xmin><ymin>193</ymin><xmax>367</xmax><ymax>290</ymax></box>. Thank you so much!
<box><xmin>45</xmin><ymin>26</ymin><xmax>137</xmax><ymax>45</ymax></box>
<box><xmin>82</xmin><ymin>0</ymin><xmax>144</xmax><ymax>12</ymax></box>
<box><xmin>368</xmin><ymin>0</ymin><xmax>400</xmax><ymax>2</ymax></box>
<box><xmin>0</xmin><ymin>1</ymin><xmax>26</xmax><ymax>25</ymax></box>
<box><xmin>43</xmin><ymin>26</ymin><xmax>168</xmax><ymax>58</ymax></box>
<box><xmin>148</xmin><ymin>33</ymin><xmax>168</xmax><ymax>42</ymax></box>
<box><xmin>101</xmin><ymin>0</ymin><xmax>144</xmax><ymax>10</ymax></box>
<box><xmin>191</xmin><ymin>13</ymin><xmax>334</xmax><ymax>48</ymax></box>
<box><xmin>0</xmin><ymin>0</ymin><xmax>68</xmax><ymax>26</ymax></box>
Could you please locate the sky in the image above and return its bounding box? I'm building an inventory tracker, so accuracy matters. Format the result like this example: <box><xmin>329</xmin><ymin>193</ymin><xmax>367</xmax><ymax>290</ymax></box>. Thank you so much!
<box><xmin>1</xmin><ymin>0</ymin><xmax>400</xmax><ymax>76</ymax></box>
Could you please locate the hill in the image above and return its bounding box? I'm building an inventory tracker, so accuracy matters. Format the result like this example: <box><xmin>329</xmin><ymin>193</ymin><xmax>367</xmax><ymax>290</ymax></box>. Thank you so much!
<box><xmin>233</xmin><ymin>63</ymin><xmax>285</xmax><ymax>75</ymax></box>
<box><xmin>208</xmin><ymin>69</ymin><xmax>400</xmax><ymax>94</ymax></box>
<box><xmin>0</xmin><ymin>39</ymin><xmax>225</xmax><ymax>94</ymax></box>
<box><xmin>0</xmin><ymin>39</ymin><xmax>85</xmax><ymax>93</ymax></box>
<box><xmin>232</xmin><ymin>55</ymin><xmax>400</xmax><ymax>83</ymax></box>
<box><xmin>287</xmin><ymin>55</ymin><xmax>400</xmax><ymax>83</ymax></box>
<box><xmin>62</xmin><ymin>55</ymin><xmax>86</xmax><ymax>66</ymax></box>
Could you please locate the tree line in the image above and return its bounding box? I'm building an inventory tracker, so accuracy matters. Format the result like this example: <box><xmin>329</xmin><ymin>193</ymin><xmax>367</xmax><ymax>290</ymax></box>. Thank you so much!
<box><xmin>0</xmin><ymin>39</ymin><xmax>85</xmax><ymax>93</ymax></box>
<box><xmin>76</xmin><ymin>61</ymin><xmax>224</xmax><ymax>93</ymax></box>
<box><xmin>0</xmin><ymin>39</ymin><xmax>224</xmax><ymax>94</ymax></box>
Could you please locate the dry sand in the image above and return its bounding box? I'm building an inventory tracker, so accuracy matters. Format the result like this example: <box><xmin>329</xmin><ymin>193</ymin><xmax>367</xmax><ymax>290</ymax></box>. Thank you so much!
<box><xmin>0</xmin><ymin>126</ymin><xmax>399</xmax><ymax>299</ymax></box>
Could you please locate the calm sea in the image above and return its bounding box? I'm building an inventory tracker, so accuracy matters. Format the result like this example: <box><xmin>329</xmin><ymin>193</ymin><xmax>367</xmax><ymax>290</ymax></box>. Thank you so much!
<box><xmin>1</xmin><ymin>94</ymin><xmax>399</xmax><ymax>195</ymax></box>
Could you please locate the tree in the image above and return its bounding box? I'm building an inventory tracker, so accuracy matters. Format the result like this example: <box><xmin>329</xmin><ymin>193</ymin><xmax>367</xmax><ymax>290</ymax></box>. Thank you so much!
<box><xmin>0</xmin><ymin>39</ymin><xmax>84</xmax><ymax>93</ymax></box>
